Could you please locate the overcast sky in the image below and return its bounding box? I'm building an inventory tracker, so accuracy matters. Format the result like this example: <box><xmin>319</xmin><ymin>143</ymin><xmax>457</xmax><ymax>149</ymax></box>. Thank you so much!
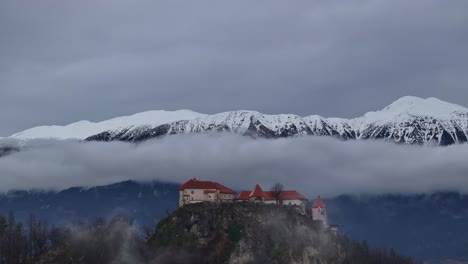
<box><xmin>1</xmin><ymin>0</ymin><xmax>468</xmax><ymax>136</ymax></box>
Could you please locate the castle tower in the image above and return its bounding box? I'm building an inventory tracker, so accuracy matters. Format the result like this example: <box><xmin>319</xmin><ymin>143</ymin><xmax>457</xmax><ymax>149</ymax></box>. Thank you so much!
<box><xmin>312</xmin><ymin>196</ymin><xmax>327</xmax><ymax>226</ymax></box>
<box><xmin>249</xmin><ymin>184</ymin><xmax>265</xmax><ymax>203</ymax></box>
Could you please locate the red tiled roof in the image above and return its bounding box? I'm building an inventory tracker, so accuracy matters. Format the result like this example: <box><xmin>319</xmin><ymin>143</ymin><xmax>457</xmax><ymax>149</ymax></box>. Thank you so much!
<box><xmin>179</xmin><ymin>179</ymin><xmax>236</xmax><ymax>194</ymax></box>
<box><xmin>249</xmin><ymin>184</ymin><xmax>265</xmax><ymax>198</ymax></box>
<box><xmin>275</xmin><ymin>191</ymin><xmax>307</xmax><ymax>200</ymax></box>
<box><xmin>234</xmin><ymin>191</ymin><xmax>251</xmax><ymax>200</ymax></box>
<box><xmin>235</xmin><ymin>185</ymin><xmax>307</xmax><ymax>201</ymax></box>
<box><xmin>312</xmin><ymin>196</ymin><xmax>326</xmax><ymax>208</ymax></box>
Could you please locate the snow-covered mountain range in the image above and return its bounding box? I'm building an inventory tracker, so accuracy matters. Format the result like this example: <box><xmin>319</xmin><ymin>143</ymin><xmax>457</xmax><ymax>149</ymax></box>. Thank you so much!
<box><xmin>8</xmin><ymin>96</ymin><xmax>468</xmax><ymax>145</ymax></box>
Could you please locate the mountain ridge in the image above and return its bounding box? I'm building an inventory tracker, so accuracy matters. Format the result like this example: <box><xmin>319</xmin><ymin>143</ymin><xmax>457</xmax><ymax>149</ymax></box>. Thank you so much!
<box><xmin>8</xmin><ymin>96</ymin><xmax>468</xmax><ymax>145</ymax></box>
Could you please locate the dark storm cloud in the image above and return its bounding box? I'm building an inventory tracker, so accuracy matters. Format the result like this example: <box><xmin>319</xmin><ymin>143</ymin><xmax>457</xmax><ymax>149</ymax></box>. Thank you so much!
<box><xmin>1</xmin><ymin>0</ymin><xmax>468</xmax><ymax>136</ymax></box>
<box><xmin>1</xmin><ymin>135</ymin><xmax>468</xmax><ymax>196</ymax></box>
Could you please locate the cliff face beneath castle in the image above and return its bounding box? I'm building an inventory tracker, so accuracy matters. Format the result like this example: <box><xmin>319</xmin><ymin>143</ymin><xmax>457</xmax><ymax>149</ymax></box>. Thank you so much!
<box><xmin>29</xmin><ymin>202</ymin><xmax>417</xmax><ymax>264</ymax></box>
<box><xmin>147</xmin><ymin>203</ymin><xmax>417</xmax><ymax>264</ymax></box>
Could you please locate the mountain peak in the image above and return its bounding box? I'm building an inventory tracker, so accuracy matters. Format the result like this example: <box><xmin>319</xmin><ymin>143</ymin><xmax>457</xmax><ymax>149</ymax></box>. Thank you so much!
<box><xmin>362</xmin><ymin>96</ymin><xmax>468</xmax><ymax>122</ymax></box>
<box><xmin>386</xmin><ymin>96</ymin><xmax>463</xmax><ymax>110</ymax></box>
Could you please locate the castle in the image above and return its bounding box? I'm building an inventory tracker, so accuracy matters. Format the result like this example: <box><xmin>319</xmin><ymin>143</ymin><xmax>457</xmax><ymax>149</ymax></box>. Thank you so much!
<box><xmin>179</xmin><ymin>178</ymin><xmax>329</xmax><ymax>226</ymax></box>
<box><xmin>178</xmin><ymin>178</ymin><xmax>237</xmax><ymax>207</ymax></box>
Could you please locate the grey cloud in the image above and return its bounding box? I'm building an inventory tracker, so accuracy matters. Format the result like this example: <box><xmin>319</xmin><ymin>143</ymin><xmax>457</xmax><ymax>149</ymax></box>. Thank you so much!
<box><xmin>1</xmin><ymin>0</ymin><xmax>468</xmax><ymax>136</ymax></box>
<box><xmin>1</xmin><ymin>135</ymin><xmax>468</xmax><ymax>196</ymax></box>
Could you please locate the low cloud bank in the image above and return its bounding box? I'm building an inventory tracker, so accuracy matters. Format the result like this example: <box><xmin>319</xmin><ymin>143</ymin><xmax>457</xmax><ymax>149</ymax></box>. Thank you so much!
<box><xmin>1</xmin><ymin>135</ymin><xmax>468</xmax><ymax>196</ymax></box>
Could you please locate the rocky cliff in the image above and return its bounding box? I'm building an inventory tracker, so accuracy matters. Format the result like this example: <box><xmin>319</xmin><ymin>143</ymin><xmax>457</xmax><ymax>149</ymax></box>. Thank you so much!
<box><xmin>147</xmin><ymin>203</ymin><xmax>417</xmax><ymax>264</ymax></box>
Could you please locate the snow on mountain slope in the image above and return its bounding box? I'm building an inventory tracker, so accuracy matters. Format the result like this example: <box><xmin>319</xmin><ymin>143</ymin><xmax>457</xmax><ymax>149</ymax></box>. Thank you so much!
<box><xmin>10</xmin><ymin>110</ymin><xmax>207</xmax><ymax>140</ymax></box>
<box><xmin>86</xmin><ymin>96</ymin><xmax>468</xmax><ymax>145</ymax></box>
<box><xmin>86</xmin><ymin>111</ymin><xmax>325</xmax><ymax>141</ymax></box>
<box><xmin>86</xmin><ymin>110</ymin><xmax>361</xmax><ymax>142</ymax></box>
<box><xmin>355</xmin><ymin>96</ymin><xmax>468</xmax><ymax>124</ymax></box>
<box><xmin>8</xmin><ymin>96</ymin><xmax>468</xmax><ymax>146</ymax></box>
<box><xmin>353</xmin><ymin>96</ymin><xmax>468</xmax><ymax>145</ymax></box>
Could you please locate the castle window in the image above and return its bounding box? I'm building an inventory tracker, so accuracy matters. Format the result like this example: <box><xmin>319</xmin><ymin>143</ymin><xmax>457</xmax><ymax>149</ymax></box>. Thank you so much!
<box><xmin>191</xmin><ymin>190</ymin><xmax>194</xmax><ymax>194</ymax></box>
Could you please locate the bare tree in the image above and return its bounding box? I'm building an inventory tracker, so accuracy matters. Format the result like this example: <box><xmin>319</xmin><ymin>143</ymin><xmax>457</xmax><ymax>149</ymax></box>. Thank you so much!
<box><xmin>270</xmin><ymin>183</ymin><xmax>284</xmax><ymax>204</ymax></box>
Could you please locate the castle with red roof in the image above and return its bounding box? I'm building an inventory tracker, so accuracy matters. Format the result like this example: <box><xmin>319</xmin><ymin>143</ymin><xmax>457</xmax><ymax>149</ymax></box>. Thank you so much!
<box><xmin>178</xmin><ymin>178</ymin><xmax>237</xmax><ymax>207</ymax></box>
<box><xmin>234</xmin><ymin>184</ymin><xmax>308</xmax><ymax>212</ymax></box>
<box><xmin>178</xmin><ymin>179</ymin><xmax>329</xmax><ymax>226</ymax></box>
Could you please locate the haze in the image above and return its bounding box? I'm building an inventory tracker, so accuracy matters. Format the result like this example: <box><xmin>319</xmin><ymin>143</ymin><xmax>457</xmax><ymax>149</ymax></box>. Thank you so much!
<box><xmin>1</xmin><ymin>135</ymin><xmax>467</xmax><ymax>196</ymax></box>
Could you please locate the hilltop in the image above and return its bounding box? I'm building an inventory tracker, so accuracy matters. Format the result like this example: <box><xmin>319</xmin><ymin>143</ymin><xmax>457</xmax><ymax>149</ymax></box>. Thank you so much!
<box><xmin>147</xmin><ymin>202</ymin><xmax>417</xmax><ymax>264</ymax></box>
